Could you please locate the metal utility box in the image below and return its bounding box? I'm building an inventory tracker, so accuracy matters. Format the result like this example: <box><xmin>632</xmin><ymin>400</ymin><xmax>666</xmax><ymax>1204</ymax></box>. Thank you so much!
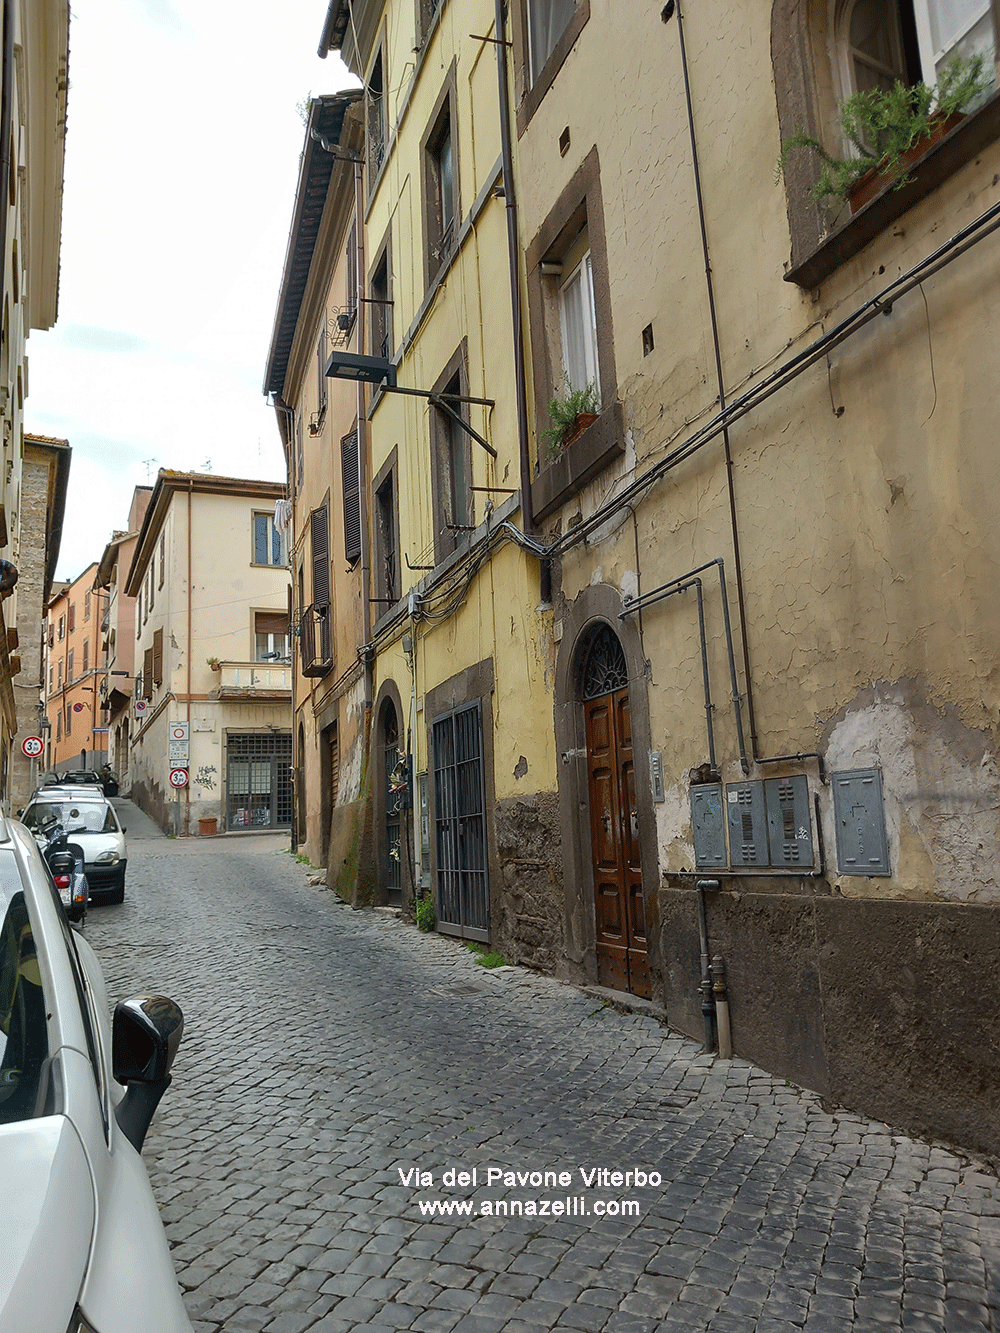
<box><xmin>726</xmin><ymin>781</ymin><xmax>769</xmax><ymax>865</ymax></box>
<box><xmin>649</xmin><ymin>751</ymin><xmax>665</xmax><ymax>803</ymax></box>
<box><xmin>691</xmin><ymin>783</ymin><xmax>726</xmax><ymax>867</ymax></box>
<box><xmin>832</xmin><ymin>768</ymin><xmax>890</xmax><ymax>876</ymax></box>
<box><xmin>764</xmin><ymin>775</ymin><xmax>814</xmax><ymax>867</ymax></box>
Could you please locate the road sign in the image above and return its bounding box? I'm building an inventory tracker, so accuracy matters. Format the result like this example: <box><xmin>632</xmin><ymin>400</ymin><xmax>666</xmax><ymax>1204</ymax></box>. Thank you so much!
<box><xmin>73</xmin><ymin>702</ymin><xmax>85</xmax><ymax>713</ymax></box>
<box><xmin>169</xmin><ymin>721</ymin><xmax>190</xmax><ymax>766</ymax></box>
<box><xmin>135</xmin><ymin>699</ymin><xmax>148</xmax><ymax>718</ymax></box>
<box><xmin>169</xmin><ymin>768</ymin><xmax>189</xmax><ymax>789</ymax></box>
<box><xmin>21</xmin><ymin>736</ymin><xmax>43</xmax><ymax>758</ymax></box>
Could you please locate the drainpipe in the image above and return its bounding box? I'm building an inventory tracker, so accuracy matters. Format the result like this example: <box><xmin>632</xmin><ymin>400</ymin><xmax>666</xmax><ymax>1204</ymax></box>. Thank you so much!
<box><xmin>712</xmin><ymin>955</ymin><xmax>732</xmax><ymax>1059</ymax></box>
<box><xmin>186</xmin><ymin>479</ymin><xmax>193</xmax><ymax>836</ymax></box>
<box><xmin>669</xmin><ymin>0</ymin><xmax>758</xmax><ymax>762</ymax></box>
<box><xmin>494</xmin><ymin>0</ymin><xmax>544</xmax><ymax>592</ymax></box>
<box><xmin>0</xmin><ymin>0</ymin><xmax>13</xmax><ymax>330</ymax></box>
<box><xmin>696</xmin><ymin>878</ymin><xmax>718</xmax><ymax>1053</ymax></box>
<box><xmin>276</xmin><ymin>397</ymin><xmax>298</xmax><ymax>847</ymax></box>
<box><xmin>355</xmin><ymin>156</ymin><xmax>373</xmax><ymax>710</ymax></box>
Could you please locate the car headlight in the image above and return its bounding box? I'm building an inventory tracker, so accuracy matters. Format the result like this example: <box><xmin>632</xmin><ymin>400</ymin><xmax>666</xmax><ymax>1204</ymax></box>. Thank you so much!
<box><xmin>93</xmin><ymin>851</ymin><xmax>120</xmax><ymax>865</ymax></box>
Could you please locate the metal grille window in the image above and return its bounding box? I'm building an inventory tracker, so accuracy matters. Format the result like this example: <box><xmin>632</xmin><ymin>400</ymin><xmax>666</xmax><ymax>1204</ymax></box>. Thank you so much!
<box><xmin>581</xmin><ymin>625</ymin><xmax>628</xmax><ymax>700</ymax></box>
<box><xmin>367</xmin><ymin>49</ymin><xmax>386</xmax><ymax>176</ymax></box>
<box><xmin>433</xmin><ymin>701</ymin><xmax>489</xmax><ymax>941</ymax></box>
<box><xmin>226</xmin><ymin>732</ymin><xmax>293</xmax><ymax>829</ymax></box>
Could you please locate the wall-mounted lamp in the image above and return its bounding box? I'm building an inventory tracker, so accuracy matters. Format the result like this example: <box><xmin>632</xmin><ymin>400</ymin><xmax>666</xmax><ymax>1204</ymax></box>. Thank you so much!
<box><xmin>325</xmin><ymin>350</ymin><xmax>397</xmax><ymax>387</ymax></box>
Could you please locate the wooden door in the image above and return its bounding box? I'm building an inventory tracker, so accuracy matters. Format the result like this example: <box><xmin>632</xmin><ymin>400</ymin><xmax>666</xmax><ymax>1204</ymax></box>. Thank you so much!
<box><xmin>585</xmin><ymin>686</ymin><xmax>650</xmax><ymax>998</ymax></box>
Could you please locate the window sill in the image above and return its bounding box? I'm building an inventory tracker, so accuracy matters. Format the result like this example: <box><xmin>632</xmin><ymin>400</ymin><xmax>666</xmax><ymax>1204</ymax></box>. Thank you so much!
<box><xmin>785</xmin><ymin>91</ymin><xmax>1000</xmax><ymax>290</ymax></box>
<box><xmin>531</xmin><ymin>401</ymin><xmax>624</xmax><ymax>523</ymax></box>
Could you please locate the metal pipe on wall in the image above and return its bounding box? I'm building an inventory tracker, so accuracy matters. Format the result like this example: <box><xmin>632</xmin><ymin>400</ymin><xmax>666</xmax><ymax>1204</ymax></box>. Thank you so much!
<box><xmin>696</xmin><ymin>878</ymin><xmax>719</xmax><ymax>1052</ymax></box>
<box><xmin>621</xmin><ymin>558</ymin><xmax>747</xmax><ymax>773</ymax></box>
<box><xmin>670</xmin><ymin>0</ymin><xmax>759</xmax><ymax>763</ymax></box>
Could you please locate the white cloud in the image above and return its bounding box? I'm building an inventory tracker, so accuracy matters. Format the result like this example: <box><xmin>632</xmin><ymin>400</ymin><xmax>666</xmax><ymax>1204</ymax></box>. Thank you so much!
<box><xmin>26</xmin><ymin>0</ymin><xmax>355</xmax><ymax>579</ymax></box>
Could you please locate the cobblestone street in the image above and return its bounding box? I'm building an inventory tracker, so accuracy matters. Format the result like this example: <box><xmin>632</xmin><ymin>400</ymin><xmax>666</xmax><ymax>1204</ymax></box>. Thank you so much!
<box><xmin>88</xmin><ymin>802</ymin><xmax>1000</xmax><ymax>1333</ymax></box>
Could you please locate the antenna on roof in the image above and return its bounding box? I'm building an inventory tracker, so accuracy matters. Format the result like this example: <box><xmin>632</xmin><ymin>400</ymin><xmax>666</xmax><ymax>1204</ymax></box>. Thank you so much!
<box><xmin>142</xmin><ymin>457</ymin><xmax>158</xmax><ymax>481</ymax></box>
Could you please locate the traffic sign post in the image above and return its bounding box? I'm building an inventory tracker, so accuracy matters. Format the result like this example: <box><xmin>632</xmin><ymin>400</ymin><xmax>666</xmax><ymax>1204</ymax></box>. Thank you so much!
<box><xmin>169</xmin><ymin>722</ymin><xmax>190</xmax><ymax>769</ymax></box>
<box><xmin>22</xmin><ymin>735</ymin><xmax>43</xmax><ymax>796</ymax></box>
<box><xmin>169</xmin><ymin>766</ymin><xmax>189</xmax><ymax>837</ymax></box>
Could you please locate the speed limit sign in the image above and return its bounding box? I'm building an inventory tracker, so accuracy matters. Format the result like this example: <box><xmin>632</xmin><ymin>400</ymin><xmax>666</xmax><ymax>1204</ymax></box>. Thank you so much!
<box><xmin>21</xmin><ymin>736</ymin><xmax>43</xmax><ymax>758</ymax></box>
<box><xmin>169</xmin><ymin>768</ymin><xmax>189</xmax><ymax>789</ymax></box>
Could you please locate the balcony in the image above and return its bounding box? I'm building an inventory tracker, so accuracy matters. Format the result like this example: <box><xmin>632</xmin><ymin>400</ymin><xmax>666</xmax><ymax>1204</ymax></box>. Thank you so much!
<box><xmin>215</xmin><ymin>661</ymin><xmax>292</xmax><ymax>700</ymax></box>
<box><xmin>299</xmin><ymin>603</ymin><xmax>333</xmax><ymax>678</ymax></box>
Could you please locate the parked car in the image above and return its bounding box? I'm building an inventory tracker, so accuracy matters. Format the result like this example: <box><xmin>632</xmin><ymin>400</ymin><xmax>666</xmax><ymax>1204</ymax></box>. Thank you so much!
<box><xmin>0</xmin><ymin>812</ymin><xmax>192</xmax><ymax>1332</ymax></box>
<box><xmin>20</xmin><ymin>792</ymin><xmax>127</xmax><ymax>905</ymax></box>
<box><xmin>38</xmin><ymin>770</ymin><xmax>104</xmax><ymax>790</ymax></box>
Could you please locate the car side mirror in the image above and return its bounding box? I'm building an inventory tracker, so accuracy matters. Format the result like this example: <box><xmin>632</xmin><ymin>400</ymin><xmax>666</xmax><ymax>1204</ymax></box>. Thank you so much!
<box><xmin>112</xmin><ymin>995</ymin><xmax>184</xmax><ymax>1151</ymax></box>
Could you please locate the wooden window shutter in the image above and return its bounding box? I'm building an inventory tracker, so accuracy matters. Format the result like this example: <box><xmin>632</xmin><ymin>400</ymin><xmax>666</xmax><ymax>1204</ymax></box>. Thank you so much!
<box><xmin>341</xmin><ymin>432</ymin><xmax>361</xmax><ymax>564</ymax></box>
<box><xmin>143</xmin><ymin>647</ymin><xmax>154</xmax><ymax>699</ymax></box>
<box><xmin>255</xmin><ymin>611</ymin><xmax>287</xmax><ymax>636</ymax></box>
<box><xmin>311</xmin><ymin>506</ymin><xmax>330</xmax><ymax>609</ymax></box>
<box><xmin>152</xmin><ymin>628</ymin><xmax>163</xmax><ymax>684</ymax></box>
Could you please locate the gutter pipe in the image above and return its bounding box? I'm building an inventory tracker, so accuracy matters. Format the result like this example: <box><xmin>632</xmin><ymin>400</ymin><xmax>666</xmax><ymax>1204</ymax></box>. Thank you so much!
<box><xmin>622</xmin><ymin>558</ymin><xmax>748</xmax><ymax>773</ymax></box>
<box><xmin>494</xmin><ymin>0</ymin><xmax>546</xmax><ymax>593</ymax></box>
<box><xmin>696</xmin><ymin>878</ymin><xmax>718</xmax><ymax>1052</ymax></box>
<box><xmin>671</xmin><ymin>0</ymin><xmax>759</xmax><ymax>764</ymax></box>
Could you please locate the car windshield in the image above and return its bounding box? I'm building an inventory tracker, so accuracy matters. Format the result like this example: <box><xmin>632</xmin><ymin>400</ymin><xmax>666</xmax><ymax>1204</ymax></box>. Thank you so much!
<box><xmin>0</xmin><ymin>871</ymin><xmax>50</xmax><ymax>1124</ymax></box>
<box><xmin>23</xmin><ymin>802</ymin><xmax>117</xmax><ymax>835</ymax></box>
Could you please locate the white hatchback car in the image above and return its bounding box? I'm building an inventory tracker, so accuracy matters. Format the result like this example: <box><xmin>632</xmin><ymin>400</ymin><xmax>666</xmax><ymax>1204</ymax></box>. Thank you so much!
<box><xmin>0</xmin><ymin>813</ymin><xmax>192</xmax><ymax>1332</ymax></box>
<box><xmin>21</xmin><ymin>791</ymin><xmax>127</xmax><ymax>905</ymax></box>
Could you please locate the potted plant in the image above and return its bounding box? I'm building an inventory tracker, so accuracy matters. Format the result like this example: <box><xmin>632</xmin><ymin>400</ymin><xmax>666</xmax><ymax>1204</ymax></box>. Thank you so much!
<box><xmin>541</xmin><ymin>379</ymin><xmax>601</xmax><ymax>454</ymax></box>
<box><xmin>206</xmin><ymin>656</ymin><xmax>221</xmax><ymax>671</ymax></box>
<box><xmin>777</xmin><ymin>53</ymin><xmax>989</xmax><ymax>213</ymax></box>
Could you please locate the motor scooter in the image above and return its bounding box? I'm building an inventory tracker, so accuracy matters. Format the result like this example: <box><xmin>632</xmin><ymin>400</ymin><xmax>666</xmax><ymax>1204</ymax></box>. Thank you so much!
<box><xmin>41</xmin><ymin>820</ymin><xmax>89</xmax><ymax>925</ymax></box>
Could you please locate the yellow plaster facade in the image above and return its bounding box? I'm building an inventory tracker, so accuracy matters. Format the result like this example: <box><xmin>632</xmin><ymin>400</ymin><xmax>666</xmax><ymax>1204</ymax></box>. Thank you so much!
<box><xmin>281</xmin><ymin>0</ymin><xmax>1000</xmax><ymax>1153</ymax></box>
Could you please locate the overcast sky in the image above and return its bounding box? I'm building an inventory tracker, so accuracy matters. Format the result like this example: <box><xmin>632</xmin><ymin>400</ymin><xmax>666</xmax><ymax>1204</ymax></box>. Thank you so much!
<box><xmin>25</xmin><ymin>0</ymin><xmax>355</xmax><ymax>582</ymax></box>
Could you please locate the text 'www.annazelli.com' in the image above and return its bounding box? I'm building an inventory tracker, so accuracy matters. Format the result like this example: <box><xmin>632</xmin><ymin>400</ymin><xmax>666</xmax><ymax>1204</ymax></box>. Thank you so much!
<box><xmin>415</xmin><ymin>1196</ymin><xmax>640</xmax><ymax>1218</ymax></box>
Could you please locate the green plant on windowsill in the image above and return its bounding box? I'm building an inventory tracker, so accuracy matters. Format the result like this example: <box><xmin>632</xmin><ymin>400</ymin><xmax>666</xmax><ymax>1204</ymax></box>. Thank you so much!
<box><xmin>776</xmin><ymin>53</ymin><xmax>989</xmax><ymax>208</ymax></box>
<box><xmin>541</xmin><ymin>379</ymin><xmax>601</xmax><ymax>455</ymax></box>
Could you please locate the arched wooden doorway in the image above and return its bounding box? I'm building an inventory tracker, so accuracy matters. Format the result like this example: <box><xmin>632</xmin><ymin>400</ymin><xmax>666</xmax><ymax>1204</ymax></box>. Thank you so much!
<box><xmin>581</xmin><ymin>624</ymin><xmax>650</xmax><ymax>998</ymax></box>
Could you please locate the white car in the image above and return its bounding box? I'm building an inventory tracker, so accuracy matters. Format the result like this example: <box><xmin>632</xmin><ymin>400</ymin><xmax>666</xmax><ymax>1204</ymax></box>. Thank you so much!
<box><xmin>0</xmin><ymin>813</ymin><xmax>192</xmax><ymax>1333</ymax></box>
<box><xmin>21</xmin><ymin>791</ymin><xmax>127</xmax><ymax>905</ymax></box>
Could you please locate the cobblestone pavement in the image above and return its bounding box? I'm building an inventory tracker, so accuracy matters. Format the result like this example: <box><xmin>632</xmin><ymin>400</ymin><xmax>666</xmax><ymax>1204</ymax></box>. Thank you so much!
<box><xmin>88</xmin><ymin>802</ymin><xmax>1000</xmax><ymax>1333</ymax></box>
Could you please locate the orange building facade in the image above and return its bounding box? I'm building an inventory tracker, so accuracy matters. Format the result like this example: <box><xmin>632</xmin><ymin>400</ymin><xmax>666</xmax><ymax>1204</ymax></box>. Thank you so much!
<box><xmin>44</xmin><ymin>563</ymin><xmax>106</xmax><ymax>772</ymax></box>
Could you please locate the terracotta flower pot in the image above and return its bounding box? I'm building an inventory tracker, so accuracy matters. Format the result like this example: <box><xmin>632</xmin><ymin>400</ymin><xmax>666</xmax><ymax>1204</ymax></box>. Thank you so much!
<box><xmin>562</xmin><ymin>411</ymin><xmax>600</xmax><ymax>449</ymax></box>
<box><xmin>849</xmin><ymin>111</ymin><xmax>965</xmax><ymax>214</ymax></box>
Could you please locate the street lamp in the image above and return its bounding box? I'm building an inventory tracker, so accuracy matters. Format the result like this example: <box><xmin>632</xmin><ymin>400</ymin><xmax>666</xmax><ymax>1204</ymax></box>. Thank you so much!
<box><xmin>325</xmin><ymin>350</ymin><xmax>396</xmax><ymax>387</ymax></box>
<box><xmin>325</xmin><ymin>351</ymin><xmax>497</xmax><ymax>458</ymax></box>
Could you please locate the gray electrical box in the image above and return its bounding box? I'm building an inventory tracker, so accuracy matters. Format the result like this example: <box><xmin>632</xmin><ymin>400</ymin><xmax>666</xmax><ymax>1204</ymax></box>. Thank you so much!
<box><xmin>765</xmin><ymin>775</ymin><xmax>814</xmax><ymax>867</ymax></box>
<box><xmin>726</xmin><ymin>781</ymin><xmax>769</xmax><ymax>865</ymax></box>
<box><xmin>691</xmin><ymin>783</ymin><xmax>725</xmax><ymax>867</ymax></box>
<box><xmin>832</xmin><ymin>768</ymin><xmax>890</xmax><ymax>876</ymax></box>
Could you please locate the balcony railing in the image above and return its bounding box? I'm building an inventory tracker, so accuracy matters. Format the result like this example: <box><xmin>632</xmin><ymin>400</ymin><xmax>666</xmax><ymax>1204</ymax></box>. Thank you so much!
<box><xmin>216</xmin><ymin>661</ymin><xmax>292</xmax><ymax>695</ymax></box>
<box><xmin>300</xmin><ymin>603</ymin><xmax>333</xmax><ymax>678</ymax></box>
